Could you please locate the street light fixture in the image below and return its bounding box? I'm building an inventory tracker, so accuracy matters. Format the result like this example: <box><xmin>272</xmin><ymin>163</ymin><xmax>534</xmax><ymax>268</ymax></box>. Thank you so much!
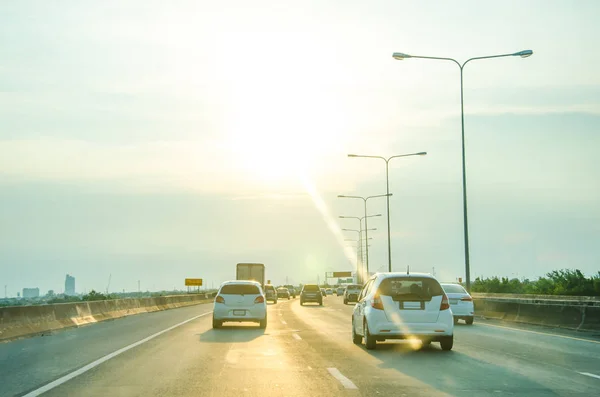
<box><xmin>347</xmin><ymin>152</ymin><xmax>427</xmax><ymax>272</ymax></box>
<box><xmin>392</xmin><ymin>49</ymin><xmax>532</xmax><ymax>291</ymax></box>
<box><xmin>338</xmin><ymin>194</ymin><xmax>391</xmax><ymax>278</ymax></box>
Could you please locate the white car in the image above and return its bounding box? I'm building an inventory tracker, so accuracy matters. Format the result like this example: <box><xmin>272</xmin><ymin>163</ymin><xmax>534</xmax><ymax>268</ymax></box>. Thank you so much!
<box><xmin>352</xmin><ymin>272</ymin><xmax>454</xmax><ymax>350</ymax></box>
<box><xmin>213</xmin><ymin>280</ymin><xmax>267</xmax><ymax>329</ymax></box>
<box><xmin>441</xmin><ymin>283</ymin><xmax>474</xmax><ymax>325</ymax></box>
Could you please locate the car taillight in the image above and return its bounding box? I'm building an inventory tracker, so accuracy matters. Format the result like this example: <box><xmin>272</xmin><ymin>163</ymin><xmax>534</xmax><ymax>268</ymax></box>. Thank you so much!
<box><xmin>371</xmin><ymin>292</ymin><xmax>384</xmax><ymax>310</ymax></box>
<box><xmin>461</xmin><ymin>296</ymin><xmax>473</xmax><ymax>302</ymax></box>
<box><xmin>215</xmin><ymin>295</ymin><xmax>225</xmax><ymax>304</ymax></box>
<box><xmin>254</xmin><ymin>296</ymin><xmax>264</xmax><ymax>304</ymax></box>
<box><xmin>440</xmin><ymin>293</ymin><xmax>450</xmax><ymax>310</ymax></box>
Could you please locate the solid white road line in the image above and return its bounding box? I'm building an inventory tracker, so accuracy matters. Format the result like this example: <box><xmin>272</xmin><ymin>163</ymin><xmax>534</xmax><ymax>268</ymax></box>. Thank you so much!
<box><xmin>292</xmin><ymin>333</ymin><xmax>302</xmax><ymax>340</ymax></box>
<box><xmin>327</xmin><ymin>368</ymin><xmax>358</xmax><ymax>390</ymax></box>
<box><xmin>23</xmin><ymin>311</ymin><xmax>213</xmax><ymax>397</ymax></box>
<box><xmin>478</xmin><ymin>322</ymin><xmax>600</xmax><ymax>344</ymax></box>
<box><xmin>579</xmin><ymin>372</ymin><xmax>600</xmax><ymax>380</ymax></box>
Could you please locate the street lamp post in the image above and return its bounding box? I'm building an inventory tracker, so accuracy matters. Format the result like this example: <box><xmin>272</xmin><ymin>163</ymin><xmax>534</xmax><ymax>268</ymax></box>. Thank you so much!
<box><xmin>348</xmin><ymin>152</ymin><xmax>427</xmax><ymax>272</ymax></box>
<box><xmin>342</xmin><ymin>228</ymin><xmax>375</xmax><ymax>283</ymax></box>
<box><xmin>338</xmin><ymin>194</ymin><xmax>391</xmax><ymax>278</ymax></box>
<box><xmin>392</xmin><ymin>49</ymin><xmax>533</xmax><ymax>291</ymax></box>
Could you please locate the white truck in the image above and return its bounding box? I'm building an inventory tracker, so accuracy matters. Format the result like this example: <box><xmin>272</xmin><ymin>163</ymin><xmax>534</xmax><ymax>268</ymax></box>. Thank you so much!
<box><xmin>236</xmin><ymin>263</ymin><xmax>266</xmax><ymax>286</ymax></box>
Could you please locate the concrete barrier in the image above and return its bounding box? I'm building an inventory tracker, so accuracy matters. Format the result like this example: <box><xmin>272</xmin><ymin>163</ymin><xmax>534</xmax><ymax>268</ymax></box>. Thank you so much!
<box><xmin>0</xmin><ymin>294</ymin><xmax>211</xmax><ymax>342</ymax></box>
<box><xmin>473</xmin><ymin>294</ymin><xmax>600</xmax><ymax>331</ymax></box>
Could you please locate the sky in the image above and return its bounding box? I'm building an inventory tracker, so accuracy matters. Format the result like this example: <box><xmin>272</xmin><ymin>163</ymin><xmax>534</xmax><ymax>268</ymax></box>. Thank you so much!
<box><xmin>1</xmin><ymin>0</ymin><xmax>599</xmax><ymax>296</ymax></box>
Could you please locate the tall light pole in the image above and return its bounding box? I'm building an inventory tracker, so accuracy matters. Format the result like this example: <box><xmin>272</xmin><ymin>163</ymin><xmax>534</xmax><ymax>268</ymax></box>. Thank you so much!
<box><xmin>392</xmin><ymin>49</ymin><xmax>533</xmax><ymax>291</ymax></box>
<box><xmin>348</xmin><ymin>152</ymin><xmax>427</xmax><ymax>272</ymax></box>
<box><xmin>342</xmin><ymin>228</ymin><xmax>375</xmax><ymax>283</ymax></box>
<box><xmin>338</xmin><ymin>194</ymin><xmax>391</xmax><ymax>278</ymax></box>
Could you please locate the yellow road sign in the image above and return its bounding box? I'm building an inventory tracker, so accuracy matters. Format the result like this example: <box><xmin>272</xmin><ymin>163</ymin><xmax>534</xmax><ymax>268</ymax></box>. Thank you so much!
<box><xmin>185</xmin><ymin>278</ymin><xmax>203</xmax><ymax>286</ymax></box>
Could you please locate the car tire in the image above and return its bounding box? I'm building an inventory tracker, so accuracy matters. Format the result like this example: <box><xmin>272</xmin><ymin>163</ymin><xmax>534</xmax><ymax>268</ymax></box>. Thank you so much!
<box><xmin>259</xmin><ymin>317</ymin><xmax>267</xmax><ymax>329</ymax></box>
<box><xmin>453</xmin><ymin>317</ymin><xmax>459</xmax><ymax>325</ymax></box>
<box><xmin>343</xmin><ymin>300</ymin><xmax>348</xmax><ymax>305</ymax></box>
<box><xmin>466</xmin><ymin>317</ymin><xmax>474</xmax><ymax>325</ymax></box>
<box><xmin>319</xmin><ymin>301</ymin><xmax>323</xmax><ymax>306</ymax></box>
<box><xmin>212</xmin><ymin>317</ymin><xmax>222</xmax><ymax>329</ymax></box>
<box><xmin>421</xmin><ymin>339</ymin><xmax>431</xmax><ymax>348</ymax></box>
<box><xmin>440</xmin><ymin>335</ymin><xmax>454</xmax><ymax>351</ymax></box>
<box><xmin>300</xmin><ymin>301</ymin><xmax>304</xmax><ymax>306</ymax></box>
<box><xmin>364</xmin><ymin>321</ymin><xmax>376</xmax><ymax>350</ymax></box>
<box><xmin>352</xmin><ymin>319</ymin><xmax>362</xmax><ymax>344</ymax></box>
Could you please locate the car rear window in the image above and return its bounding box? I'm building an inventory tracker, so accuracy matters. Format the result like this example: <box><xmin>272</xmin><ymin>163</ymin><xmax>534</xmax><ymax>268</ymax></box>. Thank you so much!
<box><xmin>220</xmin><ymin>284</ymin><xmax>260</xmax><ymax>295</ymax></box>
<box><xmin>347</xmin><ymin>285</ymin><xmax>362</xmax><ymax>290</ymax></box>
<box><xmin>303</xmin><ymin>285</ymin><xmax>319</xmax><ymax>292</ymax></box>
<box><xmin>442</xmin><ymin>284</ymin><xmax>467</xmax><ymax>294</ymax></box>
<box><xmin>277</xmin><ymin>288</ymin><xmax>288</xmax><ymax>292</ymax></box>
<box><xmin>378</xmin><ymin>277</ymin><xmax>443</xmax><ymax>300</ymax></box>
<box><xmin>264</xmin><ymin>285</ymin><xmax>275</xmax><ymax>291</ymax></box>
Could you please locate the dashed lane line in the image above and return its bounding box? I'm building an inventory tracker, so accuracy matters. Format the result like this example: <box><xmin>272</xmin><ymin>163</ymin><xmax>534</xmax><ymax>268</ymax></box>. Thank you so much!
<box><xmin>327</xmin><ymin>368</ymin><xmax>358</xmax><ymax>390</ymax></box>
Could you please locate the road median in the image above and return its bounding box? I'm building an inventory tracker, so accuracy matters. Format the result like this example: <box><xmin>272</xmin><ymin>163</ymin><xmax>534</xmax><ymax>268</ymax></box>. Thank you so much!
<box><xmin>0</xmin><ymin>294</ymin><xmax>212</xmax><ymax>342</ymax></box>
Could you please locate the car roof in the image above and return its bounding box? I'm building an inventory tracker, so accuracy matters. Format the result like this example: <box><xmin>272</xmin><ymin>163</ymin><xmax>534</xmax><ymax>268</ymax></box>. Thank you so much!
<box><xmin>220</xmin><ymin>280</ymin><xmax>261</xmax><ymax>286</ymax></box>
<box><xmin>371</xmin><ymin>272</ymin><xmax>436</xmax><ymax>280</ymax></box>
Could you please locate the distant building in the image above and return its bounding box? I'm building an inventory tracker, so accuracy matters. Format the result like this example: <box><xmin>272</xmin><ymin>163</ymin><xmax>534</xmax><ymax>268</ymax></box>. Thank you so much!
<box><xmin>22</xmin><ymin>288</ymin><xmax>40</xmax><ymax>298</ymax></box>
<box><xmin>65</xmin><ymin>274</ymin><xmax>76</xmax><ymax>296</ymax></box>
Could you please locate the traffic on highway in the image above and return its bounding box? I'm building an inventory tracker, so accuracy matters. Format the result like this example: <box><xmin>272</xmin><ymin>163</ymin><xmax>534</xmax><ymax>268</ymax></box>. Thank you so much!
<box><xmin>2</xmin><ymin>1</ymin><xmax>599</xmax><ymax>397</ymax></box>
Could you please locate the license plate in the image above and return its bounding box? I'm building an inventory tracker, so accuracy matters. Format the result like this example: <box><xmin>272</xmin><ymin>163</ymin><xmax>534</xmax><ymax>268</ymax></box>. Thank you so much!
<box><xmin>233</xmin><ymin>310</ymin><xmax>245</xmax><ymax>316</ymax></box>
<box><xmin>402</xmin><ymin>301</ymin><xmax>422</xmax><ymax>309</ymax></box>
<box><xmin>450</xmin><ymin>299</ymin><xmax>459</xmax><ymax>305</ymax></box>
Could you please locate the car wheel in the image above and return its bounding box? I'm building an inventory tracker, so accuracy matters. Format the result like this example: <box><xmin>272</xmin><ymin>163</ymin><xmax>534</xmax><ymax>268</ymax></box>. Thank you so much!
<box><xmin>466</xmin><ymin>317</ymin><xmax>474</xmax><ymax>325</ymax></box>
<box><xmin>300</xmin><ymin>301</ymin><xmax>304</xmax><ymax>306</ymax></box>
<box><xmin>364</xmin><ymin>321</ymin><xmax>376</xmax><ymax>350</ymax></box>
<box><xmin>343</xmin><ymin>300</ymin><xmax>348</xmax><ymax>305</ymax></box>
<box><xmin>440</xmin><ymin>336</ymin><xmax>454</xmax><ymax>351</ymax></box>
<box><xmin>212</xmin><ymin>317</ymin><xmax>222</xmax><ymax>329</ymax></box>
<box><xmin>421</xmin><ymin>339</ymin><xmax>431</xmax><ymax>348</ymax></box>
<box><xmin>352</xmin><ymin>318</ymin><xmax>362</xmax><ymax>344</ymax></box>
<box><xmin>453</xmin><ymin>317</ymin><xmax>459</xmax><ymax>325</ymax></box>
<box><xmin>319</xmin><ymin>301</ymin><xmax>323</xmax><ymax>306</ymax></box>
<box><xmin>259</xmin><ymin>317</ymin><xmax>267</xmax><ymax>329</ymax></box>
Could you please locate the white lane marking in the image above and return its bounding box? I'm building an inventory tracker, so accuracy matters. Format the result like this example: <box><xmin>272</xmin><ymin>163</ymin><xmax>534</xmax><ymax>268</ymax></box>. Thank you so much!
<box><xmin>281</xmin><ymin>320</ymin><xmax>287</xmax><ymax>325</ymax></box>
<box><xmin>292</xmin><ymin>333</ymin><xmax>301</xmax><ymax>340</ymax></box>
<box><xmin>478</xmin><ymin>322</ymin><xmax>600</xmax><ymax>344</ymax></box>
<box><xmin>579</xmin><ymin>372</ymin><xmax>600</xmax><ymax>380</ymax></box>
<box><xmin>23</xmin><ymin>311</ymin><xmax>213</xmax><ymax>397</ymax></box>
<box><xmin>327</xmin><ymin>367</ymin><xmax>358</xmax><ymax>390</ymax></box>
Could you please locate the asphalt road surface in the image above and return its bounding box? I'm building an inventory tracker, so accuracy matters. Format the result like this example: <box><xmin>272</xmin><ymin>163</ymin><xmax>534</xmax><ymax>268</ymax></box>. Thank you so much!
<box><xmin>2</xmin><ymin>296</ymin><xmax>600</xmax><ymax>396</ymax></box>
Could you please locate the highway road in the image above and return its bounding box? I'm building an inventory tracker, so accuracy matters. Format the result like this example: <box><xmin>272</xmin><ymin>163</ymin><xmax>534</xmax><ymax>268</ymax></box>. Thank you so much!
<box><xmin>2</xmin><ymin>296</ymin><xmax>600</xmax><ymax>397</ymax></box>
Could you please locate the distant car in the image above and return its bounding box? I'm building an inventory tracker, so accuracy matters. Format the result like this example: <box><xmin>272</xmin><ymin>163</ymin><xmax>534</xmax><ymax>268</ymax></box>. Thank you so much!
<box><xmin>212</xmin><ymin>280</ymin><xmax>267</xmax><ymax>329</ymax></box>
<box><xmin>277</xmin><ymin>287</ymin><xmax>291</xmax><ymax>300</ymax></box>
<box><xmin>343</xmin><ymin>284</ymin><xmax>362</xmax><ymax>304</ymax></box>
<box><xmin>300</xmin><ymin>284</ymin><xmax>323</xmax><ymax>306</ymax></box>
<box><xmin>283</xmin><ymin>285</ymin><xmax>296</xmax><ymax>298</ymax></box>
<box><xmin>352</xmin><ymin>272</ymin><xmax>454</xmax><ymax>350</ymax></box>
<box><xmin>336</xmin><ymin>287</ymin><xmax>345</xmax><ymax>296</ymax></box>
<box><xmin>325</xmin><ymin>288</ymin><xmax>333</xmax><ymax>295</ymax></box>
<box><xmin>264</xmin><ymin>284</ymin><xmax>278</xmax><ymax>304</ymax></box>
<box><xmin>441</xmin><ymin>283</ymin><xmax>474</xmax><ymax>325</ymax></box>
<box><xmin>320</xmin><ymin>288</ymin><xmax>327</xmax><ymax>297</ymax></box>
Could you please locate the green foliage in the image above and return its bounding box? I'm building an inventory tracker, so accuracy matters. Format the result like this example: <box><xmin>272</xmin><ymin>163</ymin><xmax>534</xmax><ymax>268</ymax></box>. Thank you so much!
<box><xmin>82</xmin><ymin>290</ymin><xmax>117</xmax><ymax>301</ymax></box>
<box><xmin>471</xmin><ymin>269</ymin><xmax>600</xmax><ymax>296</ymax></box>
